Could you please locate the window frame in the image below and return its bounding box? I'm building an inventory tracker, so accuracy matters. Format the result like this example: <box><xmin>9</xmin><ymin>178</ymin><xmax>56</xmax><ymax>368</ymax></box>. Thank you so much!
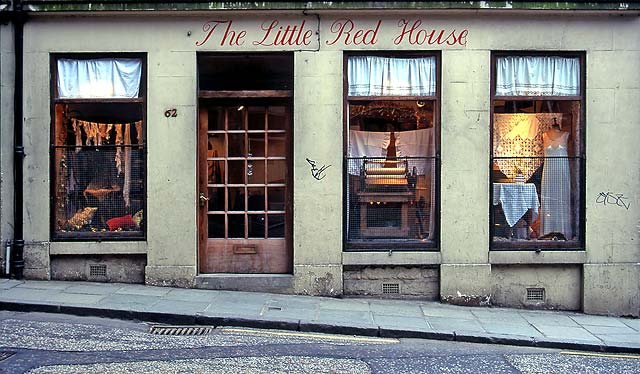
<box><xmin>343</xmin><ymin>51</ymin><xmax>441</xmax><ymax>251</ymax></box>
<box><xmin>489</xmin><ymin>51</ymin><xmax>586</xmax><ymax>251</ymax></box>
<box><xmin>49</xmin><ymin>52</ymin><xmax>147</xmax><ymax>242</ymax></box>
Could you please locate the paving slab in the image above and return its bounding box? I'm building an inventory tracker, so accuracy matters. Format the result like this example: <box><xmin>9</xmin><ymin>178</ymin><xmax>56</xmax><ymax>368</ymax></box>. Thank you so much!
<box><xmin>0</xmin><ymin>280</ymin><xmax>23</xmax><ymax>290</ymax></box>
<box><xmin>369</xmin><ymin>302</ymin><xmax>424</xmax><ymax>317</ymax></box>
<box><xmin>621</xmin><ymin>318</ymin><xmax>640</xmax><ymax>331</ymax></box>
<box><xmin>260</xmin><ymin>306</ymin><xmax>316</xmax><ymax>321</ymax></box>
<box><xmin>114</xmin><ymin>284</ymin><xmax>172</xmax><ymax>297</ymax></box>
<box><xmin>421</xmin><ymin>305</ymin><xmax>477</xmax><ymax>320</ymax></box>
<box><xmin>65</xmin><ymin>283</ymin><xmax>125</xmax><ymax>295</ymax></box>
<box><xmin>471</xmin><ymin>309</ymin><xmax>530</xmax><ymax>323</ymax></box>
<box><xmin>265</xmin><ymin>296</ymin><xmax>320</xmax><ymax>312</ymax></box>
<box><xmin>520</xmin><ymin>312</ymin><xmax>581</xmax><ymax>327</ymax></box>
<box><xmin>580</xmin><ymin>324</ymin><xmax>638</xmax><ymax>335</ymax></box>
<box><xmin>94</xmin><ymin>294</ymin><xmax>160</xmax><ymax>312</ymax></box>
<box><xmin>0</xmin><ymin>287</ymin><xmax>64</xmax><ymax>303</ymax></box>
<box><xmin>14</xmin><ymin>281</ymin><xmax>72</xmax><ymax>291</ymax></box>
<box><xmin>533</xmin><ymin>324</ymin><xmax>602</xmax><ymax>342</ymax></box>
<box><xmin>569</xmin><ymin>314</ymin><xmax>630</xmax><ymax>328</ymax></box>
<box><xmin>48</xmin><ymin>292</ymin><xmax>106</xmax><ymax>306</ymax></box>
<box><xmin>145</xmin><ymin>299</ymin><xmax>210</xmax><ymax>314</ymax></box>
<box><xmin>373</xmin><ymin>313</ymin><xmax>432</xmax><ymax>332</ymax></box>
<box><xmin>316</xmin><ymin>298</ymin><xmax>371</xmax><ymax>312</ymax></box>
<box><xmin>480</xmin><ymin>321</ymin><xmax>543</xmax><ymax>338</ymax></box>
<box><xmin>315</xmin><ymin>308</ymin><xmax>375</xmax><ymax>325</ymax></box>
<box><xmin>597</xmin><ymin>333</ymin><xmax>640</xmax><ymax>345</ymax></box>
<box><xmin>163</xmin><ymin>288</ymin><xmax>219</xmax><ymax>302</ymax></box>
<box><xmin>427</xmin><ymin>316</ymin><xmax>485</xmax><ymax>333</ymax></box>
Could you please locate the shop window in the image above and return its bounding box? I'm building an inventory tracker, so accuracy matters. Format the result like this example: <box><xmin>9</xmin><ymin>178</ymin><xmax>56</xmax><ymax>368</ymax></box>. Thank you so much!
<box><xmin>490</xmin><ymin>53</ymin><xmax>584</xmax><ymax>249</ymax></box>
<box><xmin>51</xmin><ymin>55</ymin><xmax>146</xmax><ymax>240</ymax></box>
<box><xmin>345</xmin><ymin>55</ymin><xmax>440</xmax><ymax>250</ymax></box>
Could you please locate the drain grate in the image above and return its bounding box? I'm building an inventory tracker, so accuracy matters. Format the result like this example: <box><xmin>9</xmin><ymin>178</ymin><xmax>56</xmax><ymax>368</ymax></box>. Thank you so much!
<box><xmin>149</xmin><ymin>325</ymin><xmax>213</xmax><ymax>336</ymax></box>
<box><xmin>0</xmin><ymin>351</ymin><xmax>15</xmax><ymax>361</ymax></box>
<box><xmin>382</xmin><ymin>283</ymin><xmax>400</xmax><ymax>294</ymax></box>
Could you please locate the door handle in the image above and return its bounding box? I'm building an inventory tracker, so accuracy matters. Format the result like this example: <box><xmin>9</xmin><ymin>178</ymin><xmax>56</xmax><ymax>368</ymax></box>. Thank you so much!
<box><xmin>199</xmin><ymin>192</ymin><xmax>209</xmax><ymax>207</ymax></box>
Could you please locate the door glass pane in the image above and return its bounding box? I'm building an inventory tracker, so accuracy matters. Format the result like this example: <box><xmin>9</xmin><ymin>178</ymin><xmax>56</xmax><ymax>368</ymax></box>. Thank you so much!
<box><xmin>267</xmin><ymin>187</ymin><xmax>285</xmax><ymax>211</ymax></box>
<box><xmin>248</xmin><ymin>187</ymin><xmax>265</xmax><ymax>211</ymax></box>
<box><xmin>267</xmin><ymin>133</ymin><xmax>286</xmax><ymax>157</ymax></box>
<box><xmin>248</xmin><ymin>107</ymin><xmax>266</xmax><ymax>130</ymax></box>
<box><xmin>208</xmin><ymin>215</ymin><xmax>225</xmax><ymax>238</ymax></box>
<box><xmin>227</xmin><ymin>108</ymin><xmax>244</xmax><ymax>130</ymax></box>
<box><xmin>267</xmin><ymin>106</ymin><xmax>287</xmax><ymax>130</ymax></box>
<box><xmin>207</xmin><ymin>187</ymin><xmax>225</xmax><ymax>211</ymax></box>
<box><xmin>208</xmin><ymin>108</ymin><xmax>224</xmax><ymax>131</ymax></box>
<box><xmin>207</xmin><ymin>159</ymin><xmax>224</xmax><ymax>184</ymax></box>
<box><xmin>248</xmin><ymin>133</ymin><xmax>265</xmax><ymax>157</ymax></box>
<box><xmin>228</xmin><ymin>214</ymin><xmax>245</xmax><ymax>238</ymax></box>
<box><xmin>267</xmin><ymin>214</ymin><xmax>285</xmax><ymax>238</ymax></box>
<box><xmin>248</xmin><ymin>214</ymin><xmax>265</xmax><ymax>238</ymax></box>
<box><xmin>227</xmin><ymin>160</ymin><xmax>245</xmax><ymax>184</ymax></box>
<box><xmin>267</xmin><ymin>160</ymin><xmax>286</xmax><ymax>184</ymax></box>
<box><xmin>248</xmin><ymin>160</ymin><xmax>265</xmax><ymax>185</ymax></box>
<box><xmin>208</xmin><ymin>134</ymin><xmax>225</xmax><ymax>157</ymax></box>
<box><xmin>228</xmin><ymin>133</ymin><xmax>245</xmax><ymax>157</ymax></box>
<box><xmin>228</xmin><ymin>187</ymin><xmax>245</xmax><ymax>211</ymax></box>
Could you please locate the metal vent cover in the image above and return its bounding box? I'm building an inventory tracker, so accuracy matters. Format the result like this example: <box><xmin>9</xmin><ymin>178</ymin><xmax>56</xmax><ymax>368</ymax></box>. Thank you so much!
<box><xmin>382</xmin><ymin>283</ymin><xmax>400</xmax><ymax>294</ymax></box>
<box><xmin>89</xmin><ymin>264</ymin><xmax>107</xmax><ymax>277</ymax></box>
<box><xmin>149</xmin><ymin>325</ymin><xmax>214</xmax><ymax>336</ymax></box>
<box><xmin>526</xmin><ymin>288</ymin><xmax>545</xmax><ymax>302</ymax></box>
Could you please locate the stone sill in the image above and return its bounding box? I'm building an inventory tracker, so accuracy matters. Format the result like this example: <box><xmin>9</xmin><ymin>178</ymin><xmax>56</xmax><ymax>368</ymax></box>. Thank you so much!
<box><xmin>489</xmin><ymin>250</ymin><xmax>586</xmax><ymax>265</ymax></box>
<box><xmin>49</xmin><ymin>241</ymin><xmax>147</xmax><ymax>255</ymax></box>
<box><xmin>343</xmin><ymin>251</ymin><xmax>441</xmax><ymax>266</ymax></box>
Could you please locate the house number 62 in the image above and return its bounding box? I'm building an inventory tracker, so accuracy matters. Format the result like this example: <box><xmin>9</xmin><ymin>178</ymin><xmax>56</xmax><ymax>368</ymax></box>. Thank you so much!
<box><xmin>164</xmin><ymin>108</ymin><xmax>178</xmax><ymax>118</ymax></box>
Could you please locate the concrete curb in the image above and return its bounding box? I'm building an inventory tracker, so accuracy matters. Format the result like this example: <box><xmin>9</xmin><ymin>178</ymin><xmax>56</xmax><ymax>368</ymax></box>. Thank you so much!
<box><xmin>1</xmin><ymin>301</ymin><xmax>639</xmax><ymax>354</ymax></box>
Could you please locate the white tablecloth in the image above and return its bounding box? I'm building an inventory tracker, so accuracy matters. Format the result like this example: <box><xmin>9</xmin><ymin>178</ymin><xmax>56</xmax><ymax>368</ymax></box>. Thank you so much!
<box><xmin>493</xmin><ymin>183</ymin><xmax>539</xmax><ymax>227</ymax></box>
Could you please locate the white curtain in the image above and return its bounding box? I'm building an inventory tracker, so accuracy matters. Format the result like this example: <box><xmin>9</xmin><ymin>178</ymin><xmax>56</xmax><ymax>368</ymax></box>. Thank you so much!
<box><xmin>57</xmin><ymin>58</ymin><xmax>142</xmax><ymax>98</ymax></box>
<box><xmin>348</xmin><ymin>56</ymin><xmax>436</xmax><ymax>96</ymax></box>
<box><xmin>347</xmin><ymin>129</ymin><xmax>433</xmax><ymax>175</ymax></box>
<box><xmin>496</xmin><ymin>56</ymin><xmax>579</xmax><ymax>96</ymax></box>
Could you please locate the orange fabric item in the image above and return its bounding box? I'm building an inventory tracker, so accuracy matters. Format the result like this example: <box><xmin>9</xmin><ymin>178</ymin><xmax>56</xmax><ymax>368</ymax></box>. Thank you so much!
<box><xmin>106</xmin><ymin>214</ymin><xmax>136</xmax><ymax>231</ymax></box>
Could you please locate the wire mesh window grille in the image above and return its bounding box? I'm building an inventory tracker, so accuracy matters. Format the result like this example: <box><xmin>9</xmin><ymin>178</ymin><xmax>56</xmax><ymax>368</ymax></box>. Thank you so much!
<box><xmin>52</xmin><ymin>102</ymin><xmax>145</xmax><ymax>240</ymax></box>
<box><xmin>347</xmin><ymin>156</ymin><xmax>436</xmax><ymax>243</ymax></box>
<box><xmin>346</xmin><ymin>96</ymin><xmax>439</xmax><ymax>248</ymax></box>
<box><xmin>491</xmin><ymin>99</ymin><xmax>583</xmax><ymax>248</ymax></box>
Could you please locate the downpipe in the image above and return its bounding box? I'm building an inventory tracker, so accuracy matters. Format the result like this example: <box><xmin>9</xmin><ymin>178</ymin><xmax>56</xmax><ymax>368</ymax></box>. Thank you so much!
<box><xmin>10</xmin><ymin>0</ymin><xmax>25</xmax><ymax>279</ymax></box>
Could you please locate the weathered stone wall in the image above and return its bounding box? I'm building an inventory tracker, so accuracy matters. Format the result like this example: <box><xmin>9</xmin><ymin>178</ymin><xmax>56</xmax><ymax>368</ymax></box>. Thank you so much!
<box><xmin>344</xmin><ymin>266</ymin><xmax>439</xmax><ymax>299</ymax></box>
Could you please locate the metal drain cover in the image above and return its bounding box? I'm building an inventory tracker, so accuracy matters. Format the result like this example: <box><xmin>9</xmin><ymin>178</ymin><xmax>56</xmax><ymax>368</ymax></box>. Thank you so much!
<box><xmin>148</xmin><ymin>325</ymin><xmax>213</xmax><ymax>336</ymax></box>
<box><xmin>0</xmin><ymin>351</ymin><xmax>15</xmax><ymax>361</ymax></box>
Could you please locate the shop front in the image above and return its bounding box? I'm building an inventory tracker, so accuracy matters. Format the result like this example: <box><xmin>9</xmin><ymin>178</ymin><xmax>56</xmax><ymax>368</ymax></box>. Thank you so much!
<box><xmin>0</xmin><ymin>2</ymin><xmax>638</xmax><ymax>316</ymax></box>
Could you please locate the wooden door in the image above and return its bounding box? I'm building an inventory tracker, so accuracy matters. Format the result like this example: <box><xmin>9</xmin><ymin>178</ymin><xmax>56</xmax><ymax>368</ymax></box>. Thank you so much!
<box><xmin>198</xmin><ymin>102</ymin><xmax>292</xmax><ymax>273</ymax></box>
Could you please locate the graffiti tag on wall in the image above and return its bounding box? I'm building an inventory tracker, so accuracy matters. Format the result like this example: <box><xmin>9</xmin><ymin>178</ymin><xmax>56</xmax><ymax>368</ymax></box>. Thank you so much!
<box><xmin>596</xmin><ymin>192</ymin><xmax>630</xmax><ymax>210</ymax></box>
<box><xmin>306</xmin><ymin>158</ymin><xmax>331</xmax><ymax>180</ymax></box>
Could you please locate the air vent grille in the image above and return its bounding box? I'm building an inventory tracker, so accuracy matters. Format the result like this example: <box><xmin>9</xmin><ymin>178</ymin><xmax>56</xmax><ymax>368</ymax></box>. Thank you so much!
<box><xmin>382</xmin><ymin>283</ymin><xmax>400</xmax><ymax>294</ymax></box>
<box><xmin>89</xmin><ymin>264</ymin><xmax>107</xmax><ymax>277</ymax></box>
<box><xmin>526</xmin><ymin>288</ymin><xmax>545</xmax><ymax>302</ymax></box>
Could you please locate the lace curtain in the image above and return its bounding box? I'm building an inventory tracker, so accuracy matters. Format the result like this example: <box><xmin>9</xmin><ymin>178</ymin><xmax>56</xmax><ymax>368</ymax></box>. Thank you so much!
<box><xmin>495</xmin><ymin>56</ymin><xmax>580</xmax><ymax>96</ymax></box>
<box><xmin>57</xmin><ymin>58</ymin><xmax>142</xmax><ymax>98</ymax></box>
<box><xmin>348</xmin><ymin>56</ymin><xmax>436</xmax><ymax>96</ymax></box>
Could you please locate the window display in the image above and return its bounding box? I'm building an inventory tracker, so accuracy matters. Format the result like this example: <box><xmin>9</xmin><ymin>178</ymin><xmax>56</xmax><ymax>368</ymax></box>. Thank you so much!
<box><xmin>345</xmin><ymin>55</ymin><xmax>439</xmax><ymax>248</ymax></box>
<box><xmin>51</xmin><ymin>56</ymin><xmax>145</xmax><ymax>239</ymax></box>
<box><xmin>491</xmin><ymin>54</ymin><xmax>584</xmax><ymax>248</ymax></box>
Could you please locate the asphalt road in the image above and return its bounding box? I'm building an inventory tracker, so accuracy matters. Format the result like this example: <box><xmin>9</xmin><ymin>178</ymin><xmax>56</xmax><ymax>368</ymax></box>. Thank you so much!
<box><xmin>0</xmin><ymin>311</ymin><xmax>637</xmax><ymax>373</ymax></box>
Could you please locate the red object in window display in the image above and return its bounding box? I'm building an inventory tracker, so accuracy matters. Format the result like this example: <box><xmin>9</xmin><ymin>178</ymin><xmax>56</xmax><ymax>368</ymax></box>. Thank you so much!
<box><xmin>106</xmin><ymin>214</ymin><xmax>136</xmax><ymax>231</ymax></box>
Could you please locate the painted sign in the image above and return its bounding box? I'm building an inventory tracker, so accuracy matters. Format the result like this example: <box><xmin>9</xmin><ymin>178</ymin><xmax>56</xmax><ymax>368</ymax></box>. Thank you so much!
<box><xmin>194</xmin><ymin>17</ymin><xmax>468</xmax><ymax>49</ymax></box>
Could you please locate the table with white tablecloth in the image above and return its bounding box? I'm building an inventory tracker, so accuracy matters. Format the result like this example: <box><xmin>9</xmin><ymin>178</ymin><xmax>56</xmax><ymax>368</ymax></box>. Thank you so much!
<box><xmin>492</xmin><ymin>183</ymin><xmax>539</xmax><ymax>228</ymax></box>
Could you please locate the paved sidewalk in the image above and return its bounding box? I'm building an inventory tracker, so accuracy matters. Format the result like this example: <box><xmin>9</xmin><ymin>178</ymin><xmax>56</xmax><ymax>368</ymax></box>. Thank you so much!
<box><xmin>0</xmin><ymin>279</ymin><xmax>638</xmax><ymax>353</ymax></box>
